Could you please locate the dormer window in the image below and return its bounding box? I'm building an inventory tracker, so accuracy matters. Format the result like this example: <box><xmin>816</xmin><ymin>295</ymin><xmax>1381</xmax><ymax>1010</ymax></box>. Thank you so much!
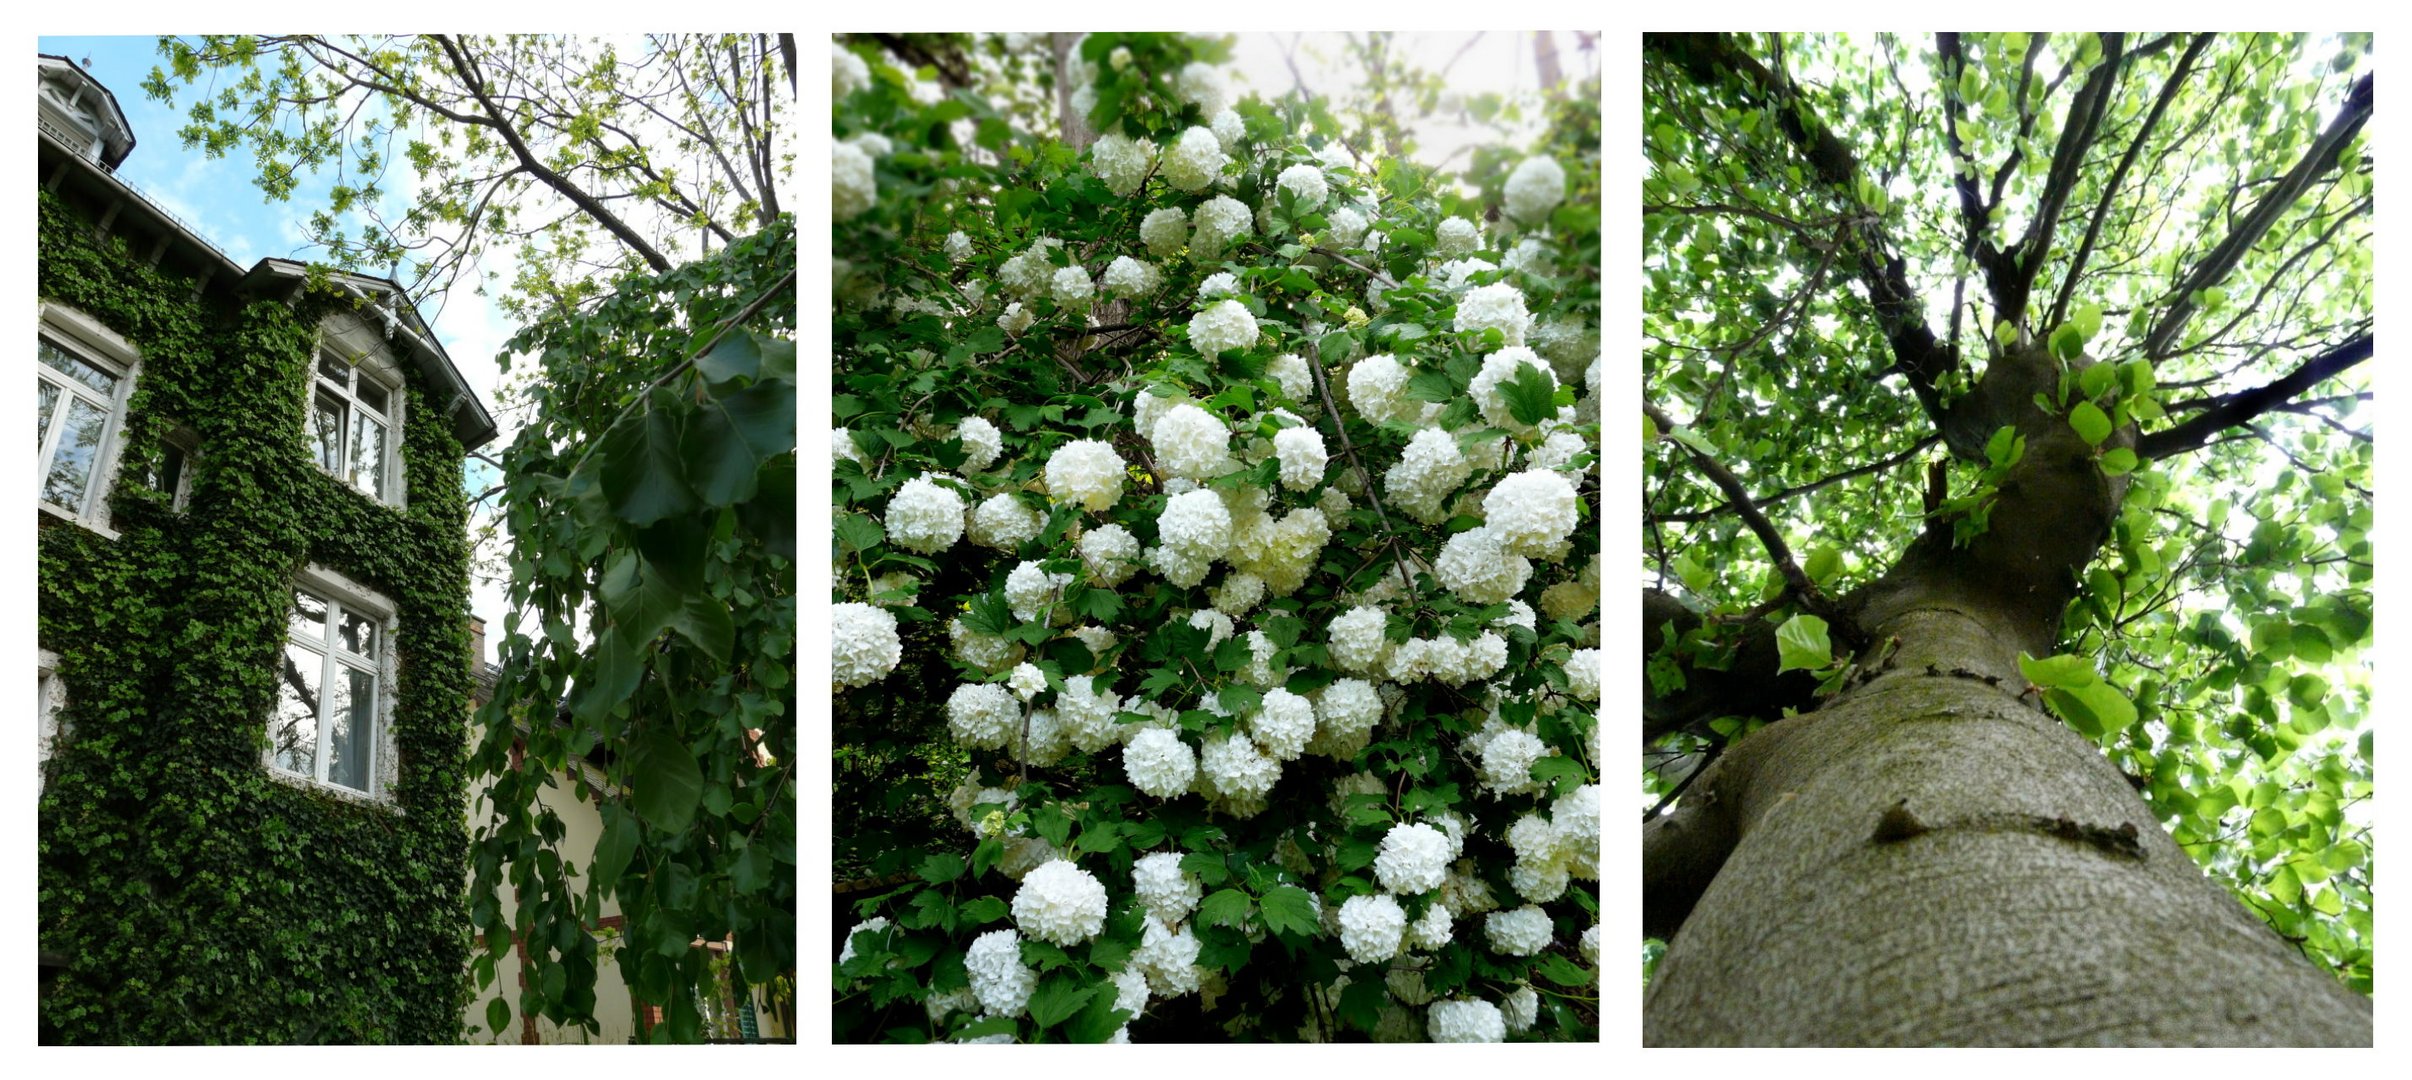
<box><xmin>311</xmin><ymin>346</ymin><xmax>402</xmax><ymax>505</ymax></box>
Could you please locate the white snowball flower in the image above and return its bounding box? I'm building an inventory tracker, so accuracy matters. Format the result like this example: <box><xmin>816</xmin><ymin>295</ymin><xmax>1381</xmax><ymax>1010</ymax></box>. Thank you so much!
<box><xmin>1112</xmin><ymin>966</ymin><xmax>1151</xmax><ymax>1028</ymax></box>
<box><xmin>949</xmin><ymin>616</ymin><xmax>1023</xmax><ymax>673</ymax></box>
<box><xmin>1552</xmin><ymin>783</ymin><xmax>1602</xmax><ymax>873</ymax></box>
<box><xmin>1506</xmin><ymin>812</ymin><xmax>1559</xmax><ymax>867</ymax></box>
<box><xmin>885</xmin><ymin>474</ymin><xmax>965</xmax><ymax>554</ymax></box>
<box><xmin>1344</xmin><ymin>353</ymin><xmax>1417</xmax><ymax>425</ymax></box>
<box><xmin>1276</xmin><ymin>163</ymin><xmax>1328</xmax><ymax>210</ymax></box>
<box><xmin>1485</xmin><ymin>905</ymin><xmax>1553</xmax><ymax>956</ymax></box>
<box><xmin>1469</xmin><ymin>346</ymin><xmax>1556</xmax><ymax>431</ymax></box>
<box><xmin>1428</xmin><ymin>999</ymin><xmax>1507</xmax><ymax>1043</ymax></box>
<box><xmin>1089</xmin><ymin>131</ymin><xmax>1158</xmax><ymax>196</ymax></box>
<box><xmin>1540</xmin><ymin>579</ymin><xmax>1598</xmax><ymax>623</ymax></box>
<box><xmin>1326</xmin><ymin>204</ymin><xmax>1370</xmax><ymax>248</ymax></box>
<box><xmin>1180</xmin><ymin>62</ymin><xmax>1232</xmax><ymax>114</ymax></box>
<box><xmin>1134</xmin><ymin>918</ymin><xmax>1203</xmax><ymax>996</ymax></box>
<box><xmin>1250</xmin><ymin>688</ymin><xmax>1317</xmax><ymax>761</ymax></box>
<box><xmin>1436</xmin><ymin>216</ymin><xmax>1480</xmax><ymax>255</ymax></box>
<box><xmin>1272</xmin><ymin>425</ymin><xmax>1328</xmax><ymax>491</ymax></box>
<box><xmin>956</xmin><ymin>415</ymin><xmax>1003</xmax><ymax>471</ymax></box>
<box><xmin>1197</xmin><ymin>271</ymin><xmax>1240</xmax><ymax>300</ymax></box>
<box><xmin>1141</xmin><ymin>206</ymin><xmax>1190</xmax><ymax>258</ymax></box>
<box><xmin>837</xmin><ymin>915</ymin><xmax>892</xmax><ymax>966</ymax></box>
<box><xmin>965</xmin><ymin>928</ymin><xmax>1037</xmax><ymax>1017</ymax></box>
<box><xmin>1311</xmin><ymin>678</ymin><xmax>1383</xmax><ymax>756</ymax></box>
<box><xmin>1209</xmin><ymin>572</ymin><xmax>1265</xmax><ymax>617</ymax></box>
<box><xmin>996</xmin><ymin>301</ymin><xmax>1034</xmax><ymax>335</ymax></box>
<box><xmin>1565</xmin><ymin>647</ymin><xmax>1600</xmax><ymax>702</ymax></box>
<box><xmin>1013</xmin><ymin>859</ymin><xmax>1110</xmax><ymax>945</ymax></box>
<box><xmin>1529</xmin><ymin>429</ymin><xmax>1593</xmax><ymax>475</ymax></box>
<box><xmin>832</xmin><ymin>427</ymin><xmax>864</xmax><ymax>467</ymax></box>
<box><xmin>1162</xmin><ymin>126</ymin><xmax>1228</xmax><ymax>192</ymax></box>
<box><xmin>1005</xmin><ymin>561</ymin><xmax>1072</xmax><ymax>623</ymax></box>
<box><xmin>1509</xmin><ymin>859</ymin><xmax>1569</xmax><ymax>903</ymax></box>
<box><xmin>833</xmin><ymin>141</ymin><xmax>876</xmax><ymax>220</ymax></box>
<box><xmin>1439</xmin><ymin>256</ymin><xmax>1497</xmax><ymax>292</ymax></box>
<box><xmin>1482</xmin><ymin>728</ymin><xmax>1547</xmax><ymax>794</ymax></box>
<box><xmin>1132</xmin><ymin>852</ymin><xmax>1203</xmax><ymax>926</ymax></box>
<box><xmin>1385</xmin><ymin>427</ymin><xmax>1474</xmax><ymax>525</ymax></box>
<box><xmin>1457</xmin><ymin>283</ymin><xmax>1533</xmax><ymax>348</ymax></box>
<box><xmin>1502</xmin><ymin>236</ymin><xmax>1550</xmax><ymax>275</ymax></box>
<box><xmin>1199</xmin><ymin>730</ymin><xmax>1280</xmax><ymax>803</ymax></box>
<box><xmin>833</xmin><ymin>44</ymin><xmax>871</xmax><ymax>98</ymax></box>
<box><xmin>1046</xmin><ymin>438</ymin><xmax>1126</xmax><ymax>512</ymax></box>
<box><xmin>848</xmin><ymin>131</ymin><xmax>892</xmax><ymax>158</ymax></box>
<box><xmin>1505</xmin><ymin>154</ymin><xmax>1567</xmax><ymax>224</ymax></box>
<box><xmin>1327</xmin><ymin>605</ymin><xmax>1393</xmax><ymax>674</ymax></box>
<box><xmin>831</xmin><ymin>603</ymin><xmax>902</xmax><ymax>689</ymax></box>
<box><xmin>944</xmin><ymin>229</ymin><xmax>973</xmax><ymax>262</ymax></box>
<box><xmin>1102</xmin><ymin>255</ymin><xmax>1162</xmax><ymax>299</ymax></box>
<box><xmin>1153</xmin><ymin>405</ymin><xmax>1237</xmax><ymax>482</ymax></box>
<box><xmin>1375</xmin><ymin>822</ymin><xmax>1452</xmax><ymax>894</ymax></box>
<box><xmin>1007</xmin><ymin>661</ymin><xmax>1047</xmax><ymax>700</ymax></box>
<box><xmin>1055</xmin><ymin>674</ymin><xmax>1124</xmax><ymax>751</ymax></box>
<box><xmin>1209</xmin><ymin>107</ymin><xmax>1246</xmax><ymax>150</ymax></box>
<box><xmin>1405</xmin><ymin>900</ymin><xmax>1453</xmax><ymax>950</ymax></box>
<box><xmin>1268</xmin><ymin>353</ymin><xmax>1314</xmax><ymax>402</ymax></box>
<box><xmin>1080</xmin><ymin>522</ymin><xmax>1143</xmax><ymax>586</ymax></box>
<box><xmin>946</xmin><ymin>682</ymin><xmax>1021</xmax><ymax>749</ymax></box>
<box><xmin>968</xmin><ymin>493</ymin><xmax>1042</xmax><ymax>550</ymax></box>
<box><xmin>1502</xmin><ymin>986</ymin><xmax>1539</xmax><ymax>1033</ymax></box>
<box><xmin>1435</xmin><ymin>526</ymin><xmax>1534</xmax><ymax>606</ymax></box>
<box><xmin>1188</xmin><ymin>299</ymin><xmax>1259</xmax><ymax>357</ymax></box>
<box><xmin>1124</xmin><ymin>727</ymin><xmax>1198</xmax><ymax>798</ymax></box>
<box><xmin>1580</xmin><ymin>924</ymin><xmax>1601</xmax><ymax>964</ymax></box>
<box><xmin>1336</xmin><ymin>893</ymin><xmax>1406</xmax><ymax>963</ymax></box>
<box><xmin>1190</xmin><ymin>195</ymin><xmax>1253</xmax><ymax>260</ymax></box>
<box><xmin>1052</xmin><ymin>264</ymin><xmax>1094</xmax><ymax>306</ymax></box>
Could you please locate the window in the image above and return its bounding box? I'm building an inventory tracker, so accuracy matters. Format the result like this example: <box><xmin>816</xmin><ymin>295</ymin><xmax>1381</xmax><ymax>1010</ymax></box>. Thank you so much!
<box><xmin>310</xmin><ymin>346</ymin><xmax>400</xmax><ymax>504</ymax></box>
<box><xmin>36</xmin><ymin>326</ymin><xmax>135</xmax><ymax>529</ymax></box>
<box><xmin>270</xmin><ymin>571</ymin><xmax>394</xmax><ymax>797</ymax></box>
<box><xmin>144</xmin><ymin>424</ymin><xmax>199</xmax><ymax>512</ymax></box>
<box><xmin>39</xmin><ymin>650</ymin><xmax>67</xmax><ymax>787</ymax></box>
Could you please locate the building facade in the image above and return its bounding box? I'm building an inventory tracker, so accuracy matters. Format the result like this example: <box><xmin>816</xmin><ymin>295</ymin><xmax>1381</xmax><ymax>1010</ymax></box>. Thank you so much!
<box><xmin>37</xmin><ymin>53</ymin><xmax>498</xmax><ymax>1043</ymax></box>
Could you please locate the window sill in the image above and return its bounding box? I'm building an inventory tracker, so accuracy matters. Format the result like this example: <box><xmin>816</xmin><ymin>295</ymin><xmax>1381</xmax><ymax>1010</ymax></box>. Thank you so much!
<box><xmin>38</xmin><ymin>502</ymin><xmax>118</xmax><ymax>541</ymax></box>
<box><xmin>263</xmin><ymin>765</ymin><xmax>404</xmax><ymax>815</ymax></box>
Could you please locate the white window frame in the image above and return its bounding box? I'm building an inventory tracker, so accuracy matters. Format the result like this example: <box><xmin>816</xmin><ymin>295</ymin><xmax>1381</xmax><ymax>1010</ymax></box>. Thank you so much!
<box><xmin>146</xmin><ymin>423</ymin><xmax>200</xmax><ymax>513</ymax></box>
<box><xmin>265</xmin><ymin>566</ymin><xmax>400</xmax><ymax>803</ymax></box>
<box><xmin>307</xmin><ymin>333</ymin><xmax>406</xmax><ymax>508</ymax></box>
<box><xmin>36</xmin><ymin>304</ymin><xmax>141</xmax><ymax>537</ymax></box>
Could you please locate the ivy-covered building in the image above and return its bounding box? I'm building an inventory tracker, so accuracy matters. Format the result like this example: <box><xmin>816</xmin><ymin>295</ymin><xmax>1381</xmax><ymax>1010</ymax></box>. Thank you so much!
<box><xmin>37</xmin><ymin>53</ymin><xmax>498</xmax><ymax>1043</ymax></box>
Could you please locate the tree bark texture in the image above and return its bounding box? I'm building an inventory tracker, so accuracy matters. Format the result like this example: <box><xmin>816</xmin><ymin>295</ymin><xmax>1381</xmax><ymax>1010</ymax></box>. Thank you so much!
<box><xmin>1642</xmin><ymin>343</ymin><xmax>2374</xmax><ymax>1044</ymax></box>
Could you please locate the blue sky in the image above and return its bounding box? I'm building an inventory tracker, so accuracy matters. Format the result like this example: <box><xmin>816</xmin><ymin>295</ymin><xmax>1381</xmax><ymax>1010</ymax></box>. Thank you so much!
<box><xmin>41</xmin><ymin>35</ymin><xmax>525</xmax><ymax>639</ymax></box>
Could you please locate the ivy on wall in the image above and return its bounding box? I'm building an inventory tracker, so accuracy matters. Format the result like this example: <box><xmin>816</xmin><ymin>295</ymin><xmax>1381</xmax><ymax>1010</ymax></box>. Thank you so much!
<box><xmin>37</xmin><ymin>188</ymin><xmax>477</xmax><ymax>1044</ymax></box>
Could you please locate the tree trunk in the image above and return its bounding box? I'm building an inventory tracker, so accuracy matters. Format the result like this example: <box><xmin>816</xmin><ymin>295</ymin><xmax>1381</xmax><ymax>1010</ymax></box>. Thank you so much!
<box><xmin>1051</xmin><ymin>33</ymin><xmax>1094</xmax><ymax>152</ymax></box>
<box><xmin>1642</xmin><ymin>343</ymin><xmax>2375</xmax><ymax>1046</ymax></box>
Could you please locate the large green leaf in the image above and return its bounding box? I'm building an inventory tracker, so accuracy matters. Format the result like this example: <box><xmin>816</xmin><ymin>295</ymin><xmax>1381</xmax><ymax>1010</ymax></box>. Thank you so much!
<box><xmin>1775</xmin><ymin>614</ymin><xmax>1832</xmax><ymax>673</ymax></box>
<box><xmin>594</xmin><ymin>391</ymin><xmax>698</xmax><ymax>526</ymax></box>
<box><xmin>630</xmin><ymin>729</ymin><xmax>704</xmax><ymax>834</ymax></box>
<box><xmin>683</xmin><ymin>377</ymin><xmax>796</xmax><ymax>506</ymax></box>
<box><xmin>1258</xmin><ymin>884</ymin><xmax>1320</xmax><ymax>938</ymax></box>
<box><xmin>591</xmin><ymin>803</ymin><xmax>639</xmax><ymax>896</ymax></box>
<box><xmin>2068</xmin><ymin>400</ymin><xmax>2113</xmax><ymax>446</ymax></box>
<box><xmin>2018</xmin><ymin>652</ymin><xmax>2099</xmax><ymax>690</ymax></box>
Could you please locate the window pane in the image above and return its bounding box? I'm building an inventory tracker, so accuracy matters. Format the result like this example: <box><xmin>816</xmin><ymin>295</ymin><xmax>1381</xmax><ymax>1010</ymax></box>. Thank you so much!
<box><xmin>339</xmin><ymin>608</ymin><xmax>378</xmax><ymax>659</ymax></box>
<box><xmin>312</xmin><ymin>392</ymin><xmax>346</xmax><ymax>472</ymax></box>
<box><xmin>319</xmin><ymin>351</ymin><xmax>350</xmax><ymax>385</ymax></box>
<box><xmin>326</xmin><ymin>665</ymin><xmax>375</xmax><ymax>793</ymax></box>
<box><xmin>151</xmin><ymin>442</ymin><xmax>187</xmax><ymax>498</ymax></box>
<box><xmin>39</xmin><ymin>338</ymin><xmax>117</xmax><ymax>395</ymax></box>
<box><xmin>357</xmin><ymin>378</ymin><xmax>389</xmax><ymax>416</ymax></box>
<box><xmin>272</xmin><ymin>643</ymin><xmax>322</xmax><ymax>778</ymax></box>
<box><xmin>40</xmin><ymin>396</ymin><xmax>109</xmax><ymax>510</ymax></box>
<box><xmin>350</xmin><ymin>412</ymin><xmax>386</xmax><ymax>498</ymax></box>
<box><xmin>37</xmin><ymin>378</ymin><xmax>58</xmax><ymax>451</ymax></box>
<box><xmin>290</xmin><ymin>589</ymin><xmax>329</xmax><ymax>640</ymax></box>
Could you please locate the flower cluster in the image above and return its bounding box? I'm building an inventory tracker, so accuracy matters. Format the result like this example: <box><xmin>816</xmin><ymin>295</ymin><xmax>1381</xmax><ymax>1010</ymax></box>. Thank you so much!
<box><xmin>831</xmin><ymin>602</ymin><xmax>902</xmax><ymax>688</ymax></box>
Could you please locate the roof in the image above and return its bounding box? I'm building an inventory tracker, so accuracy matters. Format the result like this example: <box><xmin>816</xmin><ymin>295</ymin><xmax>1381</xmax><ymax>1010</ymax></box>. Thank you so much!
<box><xmin>37</xmin><ymin>54</ymin><xmax>135</xmax><ymax>169</ymax></box>
<box><xmin>248</xmin><ymin>260</ymin><xmax>500</xmax><ymax>451</ymax></box>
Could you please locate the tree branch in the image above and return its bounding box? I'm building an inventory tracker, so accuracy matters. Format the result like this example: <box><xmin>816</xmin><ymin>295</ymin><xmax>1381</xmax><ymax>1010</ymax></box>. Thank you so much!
<box><xmin>1649</xmin><ymin>434</ymin><xmax>1938</xmax><ymax>524</ymax></box>
<box><xmin>2137</xmin><ymin>333</ymin><xmax>2373</xmax><ymax>458</ymax></box>
<box><xmin>1645</xmin><ymin>403</ymin><xmax>1856</xmax><ymax>646</ymax></box>
<box><xmin>2048</xmin><ymin>33</ymin><xmax>2211</xmax><ymax>329</ymax></box>
<box><xmin>2007</xmin><ymin>33</ymin><xmax>2124</xmax><ymax>321</ymax></box>
<box><xmin>2142</xmin><ymin>72</ymin><xmax>2372</xmax><ymax>359</ymax></box>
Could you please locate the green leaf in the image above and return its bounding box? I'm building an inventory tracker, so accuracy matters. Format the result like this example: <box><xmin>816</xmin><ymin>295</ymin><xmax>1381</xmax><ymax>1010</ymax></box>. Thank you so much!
<box><xmin>733</xmin><ymin>841</ymin><xmax>774</xmax><ymax>892</ymax></box>
<box><xmin>1064</xmin><ymin>984</ymin><xmax>1131</xmax><ymax>1043</ymax></box>
<box><xmin>683</xmin><ymin>378</ymin><xmax>796</xmax><ymax>506</ymax></box>
<box><xmin>1499</xmin><ymin>361</ymin><xmax>1557</xmax><ymax>427</ymax></box>
<box><xmin>920</xmin><ymin>852</ymin><xmax>967</xmax><ymax>884</ymax></box>
<box><xmin>1536</xmin><ymin>953</ymin><xmax>1592</xmax><ymax>987</ymax></box>
<box><xmin>2049</xmin><ymin>322</ymin><xmax>2086</xmax><ymax>362</ymax></box>
<box><xmin>2068</xmin><ymin>400</ymin><xmax>2113</xmax><ymax>446</ymax></box>
<box><xmin>2078</xmin><ymin>362</ymin><xmax>2116</xmax><ymax>401</ymax></box>
<box><xmin>1258</xmin><ymin>884</ymin><xmax>1319</xmax><ymax>938</ymax></box>
<box><xmin>1993</xmin><ymin>318</ymin><xmax>2019</xmax><ymax>347</ymax></box>
<box><xmin>2018</xmin><ymin>652</ymin><xmax>2099</xmax><ymax>690</ymax></box>
<box><xmin>2099</xmin><ymin>447</ymin><xmax>2138</xmax><ymax>476</ymax></box>
<box><xmin>672</xmin><ymin>590</ymin><xmax>734</xmax><ymax>665</ymax></box>
<box><xmin>2047</xmin><ymin>682</ymin><xmax>2136</xmax><ymax>740</ymax></box>
<box><xmin>1803</xmin><ymin>547</ymin><xmax>1842</xmax><ymax>587</ymax></box>
<box><xmin>2290</xmin><ymin>624</ymin><xmax>2334</xmax><ymax>664</ymax></box>
<box><xmin>591</xmin><ymin>803</ymin><xmax>639</xmax><ymax>895</ymax></box>
<box><xmin>2069</xmin><ymin>301</ymin><xmax>2103</xmax><ymax>341</ymax></box>
<box><xmin>486</xmin><ymin>996</ymin><xmax>511</xmax><ymax>1036</ymax></box>
<box><xmin>592</xmin><ymin>391</ymin><xmax>698</xmax><ymax>526</ymax></box>
<box><xmin>693</xmin><ymin>329</ymin><xmax>763</xmax><ymax>386</ymax></box>
<box><xmin>630</xmin><ymin>729</ymin><xmax>704</xmax><ymax>834</ymax></box>
<box><xmin>1027</xmin><ymin>973</ymin><xmax>1097</xmax><ymax>1030</ymax></box>
<box><xmin>1984</xmin><ymin>425</ymin><xmax>2024</xmax><ymax>468</ymax></box>
<box><xmin>1774</xmin><ymin>614</ymin><xmax>1832</xmax><ymax>674</ymax></box>
<box><xmin>961</xmin><ymin>896</ymin><xmax>1009</xmax><ymax>925</ymax></box>
<box><xmin>1198</xmin><ymin>888</ymin><xmax>1253</xmax><ymax>930</ymax></box>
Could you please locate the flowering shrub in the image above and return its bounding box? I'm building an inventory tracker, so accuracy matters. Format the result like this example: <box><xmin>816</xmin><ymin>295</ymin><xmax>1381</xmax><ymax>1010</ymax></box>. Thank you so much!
<box><xmin>833</xmin><ymin>32</ymin><xmax>1600</xmax><ymax>1043</ymax></box>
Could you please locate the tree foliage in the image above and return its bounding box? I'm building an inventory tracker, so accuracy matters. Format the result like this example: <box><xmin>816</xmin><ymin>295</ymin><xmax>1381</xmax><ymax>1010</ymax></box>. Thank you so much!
<box><xmin>1642</xmin><ymin>32</ymin><xmax>2372</xmax><ymax>993</ymax></box>
<box><xmin>145</xmin><ymin>33</ymin><xmax>795</xmax><ymax>317</ymax></box>
<box><xmin>831</xmin><ymin>33</ymin><xmax>1602</xmax><ymax>1042</ymax></box>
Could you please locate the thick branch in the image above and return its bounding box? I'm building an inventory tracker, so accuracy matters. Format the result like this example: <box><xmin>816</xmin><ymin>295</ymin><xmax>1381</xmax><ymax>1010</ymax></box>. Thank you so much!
<box><xmin>1649</xmin><ymin>435</ymin><xmax>1938</xmax><ymax>524</ymax></box>
<box><xmin>2008</xmin><ymin>33</ymin><xmax>2124</xmax><ymax>320</ymax></box>
<box><xmin>2137</xmin><ymin>333</ymin><xmax>2373</xmax><ymax>458</ymax></box>
<box><xmin>1645</xmin><ymin>32</ymin><xmax>1958</xmax><ymax>443</ymax></box>
<box><xmin>2142</xmin><ymin>72</ymin><xmax>2373</xmax><ymax>358</ymax></box>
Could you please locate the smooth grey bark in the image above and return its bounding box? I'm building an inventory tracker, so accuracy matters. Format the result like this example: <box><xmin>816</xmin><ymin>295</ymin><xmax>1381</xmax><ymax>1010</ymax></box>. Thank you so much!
<box><xmin>1642</xmin><ymin>343</ymin><xmax>2374</xmax><ymax>1045</ymax></box>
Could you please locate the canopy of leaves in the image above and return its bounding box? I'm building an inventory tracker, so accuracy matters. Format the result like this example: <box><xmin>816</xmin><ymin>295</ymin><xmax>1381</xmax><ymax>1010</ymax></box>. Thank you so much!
<box><xmin>1642</xmin><ymin>33</ymin><xmax>2372</xmax><ymax>990</ymax></box>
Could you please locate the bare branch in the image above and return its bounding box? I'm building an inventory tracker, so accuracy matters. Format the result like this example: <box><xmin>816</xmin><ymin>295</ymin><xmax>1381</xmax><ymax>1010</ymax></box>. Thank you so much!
<box><xmin>2048</xmin><ymin>33</ymin><xmax>2211</xmax><ymax>328</ymax></box>
<box><xmin>2138</xmin><ymin>333</ymin><xmax>2373</xmax><ymax>458</ymax></box>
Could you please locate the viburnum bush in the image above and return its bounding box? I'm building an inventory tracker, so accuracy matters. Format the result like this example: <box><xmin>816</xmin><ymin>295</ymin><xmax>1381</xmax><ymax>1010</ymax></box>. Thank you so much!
<box><xmin>830</xmin><ymin>33</ymin><xmax>1602</xmax><ymax>1043</ymax></box>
